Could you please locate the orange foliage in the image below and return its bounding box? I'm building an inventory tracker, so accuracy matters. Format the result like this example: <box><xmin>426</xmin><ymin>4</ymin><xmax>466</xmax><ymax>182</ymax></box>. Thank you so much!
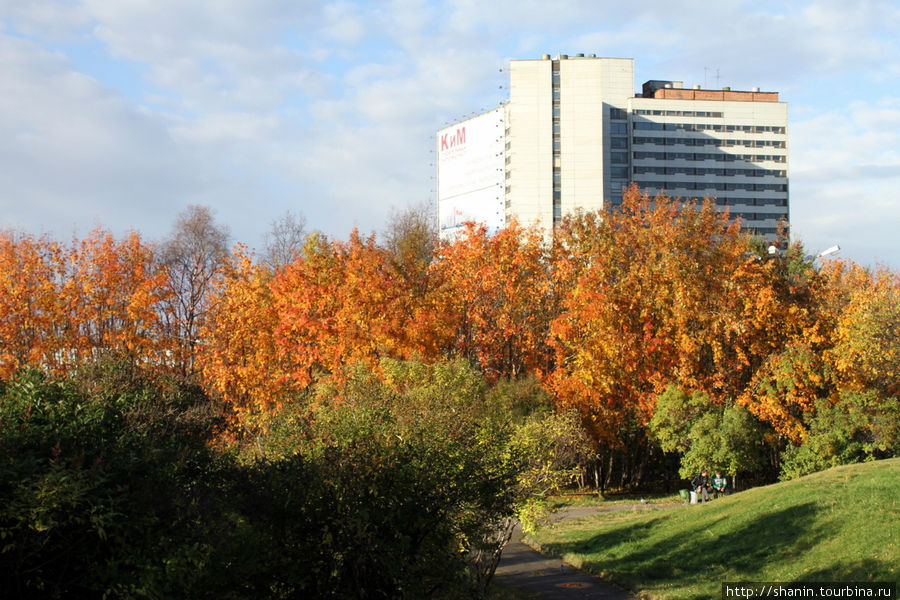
<box><xmin>7</xmin><ymin>193</ymin><xmax>893</xmax><ymax>453</ymax></box>
<box><xmin>429</xmin><ymin>222</ymin><xmax>555</xmax><ymax>379</ymax></box>
<box><xmin>271</xmin><ymin>230</ymin><xmax>414</xmax><ymax>388</ymax></box>
<box><xmin>198</xmin><ymin>245</ymin><xmax>291</xmax><ymax>418</ymax></box>
<box><xmin>824</xmin><ymin>262</ymin><xmax>900</xmax><ymax>395</ymax></box>
<box><xmin>0</xmin><ymin>228</ymin><xmax>167</xmax><ymax>378</ymax></box>
<box><xmin>0</xmin><ymin>232</ymin><xmax>64</xmax><ymax>377</ymax></box>
<box><xmin>546</xmin><ymin>186</ymin><xmax>779</xmax><ymax>444</ymax></box>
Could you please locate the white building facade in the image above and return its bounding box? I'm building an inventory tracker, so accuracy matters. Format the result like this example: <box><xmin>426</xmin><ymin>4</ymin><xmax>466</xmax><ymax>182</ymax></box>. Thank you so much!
<box><xmin>437</xmin><ymin>55</ymin><xmax>789</xmax><ymax>240</ymax></box>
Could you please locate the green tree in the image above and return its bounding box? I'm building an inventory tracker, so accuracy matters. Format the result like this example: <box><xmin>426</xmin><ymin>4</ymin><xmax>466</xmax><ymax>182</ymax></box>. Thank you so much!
<box><xmin>651</xmin><ymin>386</ymin><xmax>771</xmax><ymax>484</ymax></box>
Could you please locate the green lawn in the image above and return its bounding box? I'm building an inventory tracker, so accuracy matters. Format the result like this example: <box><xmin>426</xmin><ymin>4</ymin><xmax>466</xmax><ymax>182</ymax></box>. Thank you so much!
<box><xmin>528</xmin><ymin>459</ymin><xmax>899</xmax><ymax>599</ymax></box>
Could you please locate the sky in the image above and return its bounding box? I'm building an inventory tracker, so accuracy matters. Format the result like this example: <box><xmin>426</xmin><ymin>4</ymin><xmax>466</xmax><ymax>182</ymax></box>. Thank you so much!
<box><xmin>1</xmin><ymin>0</ymin><xmax>899</xmax><ymax>268</ymax></box>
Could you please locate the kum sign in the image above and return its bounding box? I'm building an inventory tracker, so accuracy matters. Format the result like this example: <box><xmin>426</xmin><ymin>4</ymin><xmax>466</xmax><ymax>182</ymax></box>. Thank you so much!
<box><xmin>440</xmin><ymin>127</ymin><xmax>466</xmax><ymax>152</ymax></box>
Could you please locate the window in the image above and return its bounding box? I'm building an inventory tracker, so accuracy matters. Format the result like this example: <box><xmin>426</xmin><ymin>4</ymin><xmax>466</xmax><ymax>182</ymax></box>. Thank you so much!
<box><xmin>610</xmin><ymin>122</ymin><xmax>627</xmax><ymax>134</ymax></box>
<box><xmin>611</xmin><ymin>166</ymin><xmax>629</xmax><ymax>178</ymax></box>
<box><xmin>610</xmin><ymin>137</ymin><xmax>628</xmax><ymax>149</ymax></box>
<box><xmin>611</xmin><ymin>151</ymin><xmax>628</xmax><ymax>164</ymax></box>
<box><xmin>609</xmin><ymin>107</ymin><xmax>627</xmax><ymax>120</ymax></box>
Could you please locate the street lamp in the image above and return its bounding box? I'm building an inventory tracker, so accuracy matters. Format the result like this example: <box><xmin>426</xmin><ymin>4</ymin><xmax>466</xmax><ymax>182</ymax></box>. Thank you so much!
<box><xmin>804</xmin><ymin>245</ymin><xmax>840</xmax><ymax>262</ymax></box>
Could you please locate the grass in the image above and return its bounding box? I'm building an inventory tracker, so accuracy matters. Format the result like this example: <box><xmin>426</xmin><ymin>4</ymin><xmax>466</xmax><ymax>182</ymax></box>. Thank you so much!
<box><xmin>528</xmin><ymin>459</ymin><xmax>900</xmax><ymax>600</ymax></box>
<box><xmin>549</xmin><ymin>491</ymin><xmax>683</xmax><ymax>509</ymax></box>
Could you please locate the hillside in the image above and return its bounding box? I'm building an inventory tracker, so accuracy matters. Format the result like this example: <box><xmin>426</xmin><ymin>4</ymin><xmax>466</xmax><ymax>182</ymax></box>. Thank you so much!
<box><xmin>529</xmin><ymin>459</ymin><xmax>899</xmax><ymax>599</ymax></box>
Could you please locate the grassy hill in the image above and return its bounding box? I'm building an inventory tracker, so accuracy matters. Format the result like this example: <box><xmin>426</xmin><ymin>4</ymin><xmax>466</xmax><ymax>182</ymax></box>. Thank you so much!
<box><xmin>528</xmin><ymin>459</ymin><xmax>899</xmax><ymax>599</ymax></box>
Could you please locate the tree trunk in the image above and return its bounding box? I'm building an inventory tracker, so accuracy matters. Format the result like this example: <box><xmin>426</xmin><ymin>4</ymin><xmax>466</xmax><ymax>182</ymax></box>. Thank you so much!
<box><xmin>603</xmin><ymin>452</ymin><xmax>614</xmax><ymax>492</ymax></box>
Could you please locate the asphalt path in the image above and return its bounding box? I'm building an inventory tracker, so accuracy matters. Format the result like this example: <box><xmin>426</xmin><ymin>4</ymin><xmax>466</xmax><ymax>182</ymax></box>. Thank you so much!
<box><xmin>493</xmin><ymin>502</ymin><xmax>680</xmax><ymax>599</ymax></box>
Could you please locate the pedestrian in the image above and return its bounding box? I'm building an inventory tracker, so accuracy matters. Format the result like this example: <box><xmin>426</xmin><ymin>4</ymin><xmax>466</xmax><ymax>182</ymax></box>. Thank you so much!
<box><xmin>691</xmin><ymin>469</ymin><xmax>711</xmax><ymax>502</ymax></box>
<box><xmin>712</xmin><ymin>471</ymin><xmax>728</xmax><ymax>498</ymax></box>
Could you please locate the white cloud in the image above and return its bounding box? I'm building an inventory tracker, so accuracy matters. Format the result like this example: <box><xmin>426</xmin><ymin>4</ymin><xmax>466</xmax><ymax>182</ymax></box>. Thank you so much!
<box><xmin>0</xmin><ymin>0</ymin><xmax>898</xmax><ymax>268</ymax></box>
<box><xmin>789</xmin><ymin>99</ymin><xmax>900</xmax><ymax>268</ymax></box>
<box><xmin>0</xmin><ymin>0</ymin><xmax>91</xmax><ymax>41</ymax></box>
<box><xmin>320</xmin><ymin>1</ymin><xmax>367</xmax><ymax>46</ymax></box>
<box><xmin>0</xmin><ymin>34</ymin><xmax>203</xmax><ymax>239</ymax></box>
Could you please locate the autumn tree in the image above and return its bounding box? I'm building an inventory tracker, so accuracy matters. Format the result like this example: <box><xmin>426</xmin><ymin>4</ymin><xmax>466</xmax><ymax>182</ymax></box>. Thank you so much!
<box><xmin>198</xmin><ymin>244</ymin><xmax>299</xmax><ymax>439</ymax></box>
<box><xmin>261</xmin><ymin>210</ymin><xmax>307</xmax><ymax>272</ymax></box>
<box><xmin>381</xmin><ymin>203</ymin><xmax>437</xmax><ymax>295</ymax></box>
<box><xmin>61</xmin><ymin>229</ymin><xmax>166</xmax><ymax>369</ymax></box>
<box><xmin>158</xmin><ymin>205</ymin><xmax>230</xmax><ymax>377</ymax></box>
<box><xmin>0</xmin><ymin>229</ymin><xmax>164</xmax><ymax>378</ymax></box>
<box><xmin>0</xmin><ymin>231</ymin><xmax>64</xmax><ymax>377</ymax></box>
<box><xmin>430</xmin><ymin>221</ymin><xmax>555</xmax><ymax>379</ymax></box>
<box><xmin>269</xmin><ymin>230</ymin><xmax>416</xmax><ymax>389</ymax></box>
<box><xmin>826</xmin><ymin>264</ymin><xmax>900</xmax><ymax>395</ymax></box>
<box><xmin>547</xmin><ymin>187</ymin><xmax>757</xmax><ymax>445</ymax></box>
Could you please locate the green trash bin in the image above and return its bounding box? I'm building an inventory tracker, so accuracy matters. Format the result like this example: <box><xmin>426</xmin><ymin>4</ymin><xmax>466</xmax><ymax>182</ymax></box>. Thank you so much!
<box><xmin>679</xmin><ymin>489</ymin><xmax>689</xmax><ymax>503</ymax></box>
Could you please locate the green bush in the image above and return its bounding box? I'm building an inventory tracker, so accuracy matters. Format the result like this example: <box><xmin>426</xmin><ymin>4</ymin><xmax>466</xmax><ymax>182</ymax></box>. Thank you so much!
<box><xmin>780</xmin><ymin>391</ymin><xmax>899</xmax><ymax>480</ymax></box>
<box><xmin>1</xmin><ymin>358</ymin><xmax>592</xmax><ymax>598</ymax></box>
<box><xmin>0</xmin><ymin>365</ymin><xmax>227</xmax><ymax>599</ymax></box>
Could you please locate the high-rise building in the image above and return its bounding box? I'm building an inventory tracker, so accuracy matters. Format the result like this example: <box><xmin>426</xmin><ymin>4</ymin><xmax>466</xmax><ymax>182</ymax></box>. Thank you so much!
<box><xmin>437</xmin><ymin>55</ymin><xmax>788</xmax><ymax>240</ymax></box>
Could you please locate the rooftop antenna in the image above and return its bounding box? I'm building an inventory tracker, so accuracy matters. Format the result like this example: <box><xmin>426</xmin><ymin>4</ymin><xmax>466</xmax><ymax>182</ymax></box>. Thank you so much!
<box><xmin>703</xmin><ymin>67</ymin><xmax>720</xmax><ymax>89</ymax></box>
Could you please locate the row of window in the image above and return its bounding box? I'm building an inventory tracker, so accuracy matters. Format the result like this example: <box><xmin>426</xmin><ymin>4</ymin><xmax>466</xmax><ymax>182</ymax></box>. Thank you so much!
<box><xmin>634</xmin><ymin>166</ymin><xmax>787</xmax><ymax>177</ymax></box>
<box><xmin>633</xmin><ymin>151</ymin><xmax>786</xmax><ymax>163</ymax></box>
<box><xmin>749</xmin><ymin>227</ymin><xmax>782</xmax><ymax>236</ymax></box>
<box><xmin>633</xmin><ymin>122</ymin><xmax>786</xmax><ymax>134</ymax></box>
<box><xmin>726</xmin><ymin>212</ymin><xmax>787</xmax><ymax>221</ymax></box>
<box><xmin>633</xmin><ymin>136</ymin><xmax>786</xmax><ymax>149</ymax></box>
<box><xmin>636</xmin><ymin>180</ymin><xmax>789</xmax><ymax>192</ymax></box>
<box><xmin>607</xmin><ymin>196</ymin><xmax>787</xmax><ymax>210</ymax></box>
<box><xmin>633</xmin><ymin>109</ymin><xmax>725</xmax><ymax>118</ymax></box>
<box><xmin>713</xmin><ymin>196</ymin><xmax>788</xmax><ymax>207</ymax></box>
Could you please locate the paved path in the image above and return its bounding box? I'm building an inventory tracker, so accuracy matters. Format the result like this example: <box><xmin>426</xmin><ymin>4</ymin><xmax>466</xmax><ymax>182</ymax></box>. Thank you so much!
<box><xmin>493</xmin><ymin>503</ymin><xmax>680</xmax><ymax>599</ymax></box>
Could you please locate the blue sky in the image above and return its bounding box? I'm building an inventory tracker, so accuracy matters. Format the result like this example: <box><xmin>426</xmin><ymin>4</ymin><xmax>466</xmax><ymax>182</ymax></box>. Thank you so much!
<box><xmin>1</xmin><ymin>0</ymin><xmax>898</xmax><ymax>267</ymax></box>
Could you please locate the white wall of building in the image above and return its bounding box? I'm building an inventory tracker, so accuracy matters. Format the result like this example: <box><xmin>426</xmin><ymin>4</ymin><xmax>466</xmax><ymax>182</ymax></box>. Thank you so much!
<box><xmin>507</xmin><ymin>59</ymin><xmax>553</xmax><ymax>230</ymax></box>
<box><xmin>558</xmin><ymin>57</ymin><xmax>633</xmax><ymax>215</ymax></box>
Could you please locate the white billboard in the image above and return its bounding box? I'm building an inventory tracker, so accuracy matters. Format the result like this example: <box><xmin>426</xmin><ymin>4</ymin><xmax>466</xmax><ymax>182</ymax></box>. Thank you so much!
<box><xmin>437</xmin><ymin>108</ymin><xmax>506</xmax><ymax>239</ymax></box>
